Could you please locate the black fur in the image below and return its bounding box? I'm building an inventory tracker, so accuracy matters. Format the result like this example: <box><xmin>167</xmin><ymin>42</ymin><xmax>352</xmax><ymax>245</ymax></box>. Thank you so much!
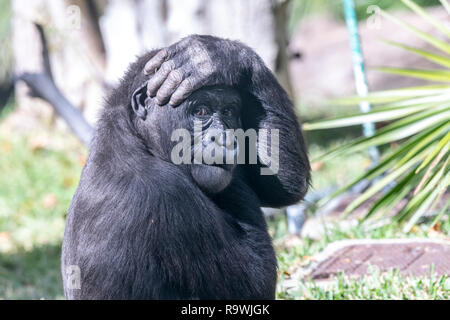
<box><xmin>62</xmin><ymin>37</ymin><xmax>310</xmax><ymax>299</ymax></box>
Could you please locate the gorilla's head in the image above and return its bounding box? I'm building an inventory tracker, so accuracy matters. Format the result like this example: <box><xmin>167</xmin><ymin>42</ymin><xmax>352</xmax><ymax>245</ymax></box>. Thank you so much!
<box><xmin>132</xmin><ymin>85</ymin><xmax>242</xmax><ymax>194</ymax></box>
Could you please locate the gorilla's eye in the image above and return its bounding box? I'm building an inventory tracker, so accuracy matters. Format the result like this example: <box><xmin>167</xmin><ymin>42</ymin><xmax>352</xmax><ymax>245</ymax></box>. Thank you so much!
<box><xmin>222</xmin><ymin>107</ymin><xmax>235</xmax><ymax>117</ymax></box>
<box><xmin>193</xmin><ymin>106</ymin><xmax>210</xmax><ymax>117</ymax></box>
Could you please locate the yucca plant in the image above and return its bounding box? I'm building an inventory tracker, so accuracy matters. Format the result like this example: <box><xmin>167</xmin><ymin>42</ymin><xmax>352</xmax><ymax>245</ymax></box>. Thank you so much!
<box><xmin>303</xmin><ymin>0</ymin><xmax>450</xmax><ymax>231</ymax></box>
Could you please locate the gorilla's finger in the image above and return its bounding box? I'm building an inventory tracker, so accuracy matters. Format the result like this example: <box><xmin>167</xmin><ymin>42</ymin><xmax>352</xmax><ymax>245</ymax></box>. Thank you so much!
<box><xmin>146</xmin><ymin>60</ymin><xmax>175</xmax><ymax>98</ymax></box>
<box><xmin>169</xmin><ymin>78</ymin><xmax>197</xmax><ymax>107</ymax></box>
<box><xmin>155</xmin><ymin>69</ymin><xmax>184</xmax><ymax>105</ymax></box>
<box><xmin>174</xmin><ymin>36</ymin><xmax>193</xmax><ymax>51</ymax></box>
<box><xmin>144</xmin><ymin>49</ymin><xmax>168</xmax><ymax>75</ymax></box>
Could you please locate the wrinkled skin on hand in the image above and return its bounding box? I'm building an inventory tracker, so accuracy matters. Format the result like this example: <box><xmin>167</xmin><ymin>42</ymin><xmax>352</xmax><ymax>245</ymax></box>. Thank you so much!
<box><xmin>144</xmin><ymin>35</ymin><xmax>253</xmax><ymax>106</ymax></box>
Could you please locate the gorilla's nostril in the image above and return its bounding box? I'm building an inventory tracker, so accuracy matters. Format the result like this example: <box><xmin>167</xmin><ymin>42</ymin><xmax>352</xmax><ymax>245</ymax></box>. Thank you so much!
<box><xmin>216</xmin><ymin>134</ymin><xmax>226</xmax><ymax>146</ymax></box>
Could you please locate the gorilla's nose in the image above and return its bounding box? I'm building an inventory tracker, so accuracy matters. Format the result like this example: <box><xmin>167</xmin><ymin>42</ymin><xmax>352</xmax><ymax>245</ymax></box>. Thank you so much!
<box><xmin>213</xmin><ymin>131</ymin><xmax>234</xmax><ymax>149</ymax></box>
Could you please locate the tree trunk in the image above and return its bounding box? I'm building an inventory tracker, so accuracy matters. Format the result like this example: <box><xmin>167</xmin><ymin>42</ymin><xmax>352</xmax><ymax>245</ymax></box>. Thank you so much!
<box><xmin>12</xmin><ymin>0</ymin><xmax>106</xmax><ymax>130</ymax></box>
<box><xmin>101</xmin><ymin>0</ymin><xmax>293</xmax><ymax>96</ymax></box>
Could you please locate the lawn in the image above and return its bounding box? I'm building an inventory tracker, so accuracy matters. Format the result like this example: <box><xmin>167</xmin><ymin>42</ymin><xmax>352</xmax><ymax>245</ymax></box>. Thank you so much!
<box><xmin>0</xmin><ymin>102</ymin><xmax>86</xmax><ymax>299</ymax></box>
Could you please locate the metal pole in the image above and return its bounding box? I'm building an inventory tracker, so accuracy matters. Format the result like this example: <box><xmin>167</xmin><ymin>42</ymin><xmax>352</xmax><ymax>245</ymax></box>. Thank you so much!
<box><xmin>343</xmin><ymin>0</ymin><xmax>379</xmax><ymax>164</ymax></box>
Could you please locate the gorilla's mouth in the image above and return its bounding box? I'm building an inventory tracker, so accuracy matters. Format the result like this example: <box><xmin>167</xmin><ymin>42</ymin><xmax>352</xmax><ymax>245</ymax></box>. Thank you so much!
<box><xmin>210</xmin><ymin>163</ymin><xmax>235</xmax><ymax>171</ymax></box>
<box><xmin>190</xmin><ymin>163</ymin><xmax>234</xmax><ymax>194</ymax></box>
<box><xmin>194</xmin><ymin>162</ymin><xmax>235</xmax><ymax>175</ymax></box>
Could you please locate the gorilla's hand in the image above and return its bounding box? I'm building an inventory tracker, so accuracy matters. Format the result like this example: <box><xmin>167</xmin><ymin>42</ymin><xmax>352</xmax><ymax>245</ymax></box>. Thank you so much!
<box><xmin>144</xmin><ymin>35</ymin><xmax>250</xmax><ymax>106</ymax></box>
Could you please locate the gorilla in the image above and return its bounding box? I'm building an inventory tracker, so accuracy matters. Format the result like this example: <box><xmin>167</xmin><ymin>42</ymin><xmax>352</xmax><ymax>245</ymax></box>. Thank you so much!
<box><xmin>61</xmin><ymin>35</ymin><xmax>310</xmax><ymax>299</ymax></box>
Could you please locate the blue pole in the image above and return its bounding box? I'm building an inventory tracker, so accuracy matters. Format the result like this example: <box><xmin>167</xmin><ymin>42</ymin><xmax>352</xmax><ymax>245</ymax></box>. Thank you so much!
<box><xmin>343</xmin><ymin>0</ymin><xmax>379</xmax><ymax>164</ymax></box>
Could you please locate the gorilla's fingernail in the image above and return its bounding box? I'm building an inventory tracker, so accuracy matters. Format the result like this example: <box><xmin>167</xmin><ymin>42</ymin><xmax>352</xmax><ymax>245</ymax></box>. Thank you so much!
<box><xmin>169</xmin><ymin>99</ymin><xmax>179</xmax><ymax>107</ymax></box>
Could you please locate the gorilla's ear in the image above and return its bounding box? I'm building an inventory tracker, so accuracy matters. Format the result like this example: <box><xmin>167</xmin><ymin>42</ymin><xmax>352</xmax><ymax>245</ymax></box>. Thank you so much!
<box><xmin>131</xmin><ymin>82</ymin><xmax>149</xmax><ymax>120</ymax></box>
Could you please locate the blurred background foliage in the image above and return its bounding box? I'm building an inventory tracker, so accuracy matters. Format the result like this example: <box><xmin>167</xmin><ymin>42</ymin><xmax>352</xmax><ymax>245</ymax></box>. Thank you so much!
<box><xmin>0</xmin><ymin>0</ymin><xmax>448</xmax><ymax>299</ymax></box>
<box><xmin>289</xmin><ymin>0</ymin><xmax>442</xmax><ymax>29</ymax></box>
<box><xmin>304</xmin><ymin>0</ymin><xmax>450</xmax><ymax>232</ymax></box>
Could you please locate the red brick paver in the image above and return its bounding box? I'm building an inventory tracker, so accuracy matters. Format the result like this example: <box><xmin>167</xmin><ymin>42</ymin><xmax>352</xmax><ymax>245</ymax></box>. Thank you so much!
<box><xmin>307</xmin><ymin>239</ymin><xmax>450</xmax><ymax>280</ymax></box>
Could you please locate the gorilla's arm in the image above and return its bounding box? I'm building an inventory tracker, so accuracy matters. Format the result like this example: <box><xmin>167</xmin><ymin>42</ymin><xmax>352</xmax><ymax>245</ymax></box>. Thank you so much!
<box><xmin>242</xmin><ymin>61</ymin><xmax>310</xmax><ymax>207</ymax></box>
<box><xmin>144</xmin><ymin>35</ymin><xmax>310</xmax><ymax>207</ymax></box>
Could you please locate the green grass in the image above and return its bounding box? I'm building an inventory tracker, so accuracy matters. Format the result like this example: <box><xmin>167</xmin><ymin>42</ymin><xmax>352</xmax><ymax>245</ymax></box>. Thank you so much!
<box><xmin>0</xmin><ymin>127</ymin><xmax>86</xmax><ymax>299</ymax></box>
<box><xmin>279</xmin><ymin>269</ymin><xmax>450</xmax><ymax>300</ymax></box>
<box><xmin>0</xmin><ymin>244</ymin><xmax>63</xmax><ymax>299</ymax></box>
